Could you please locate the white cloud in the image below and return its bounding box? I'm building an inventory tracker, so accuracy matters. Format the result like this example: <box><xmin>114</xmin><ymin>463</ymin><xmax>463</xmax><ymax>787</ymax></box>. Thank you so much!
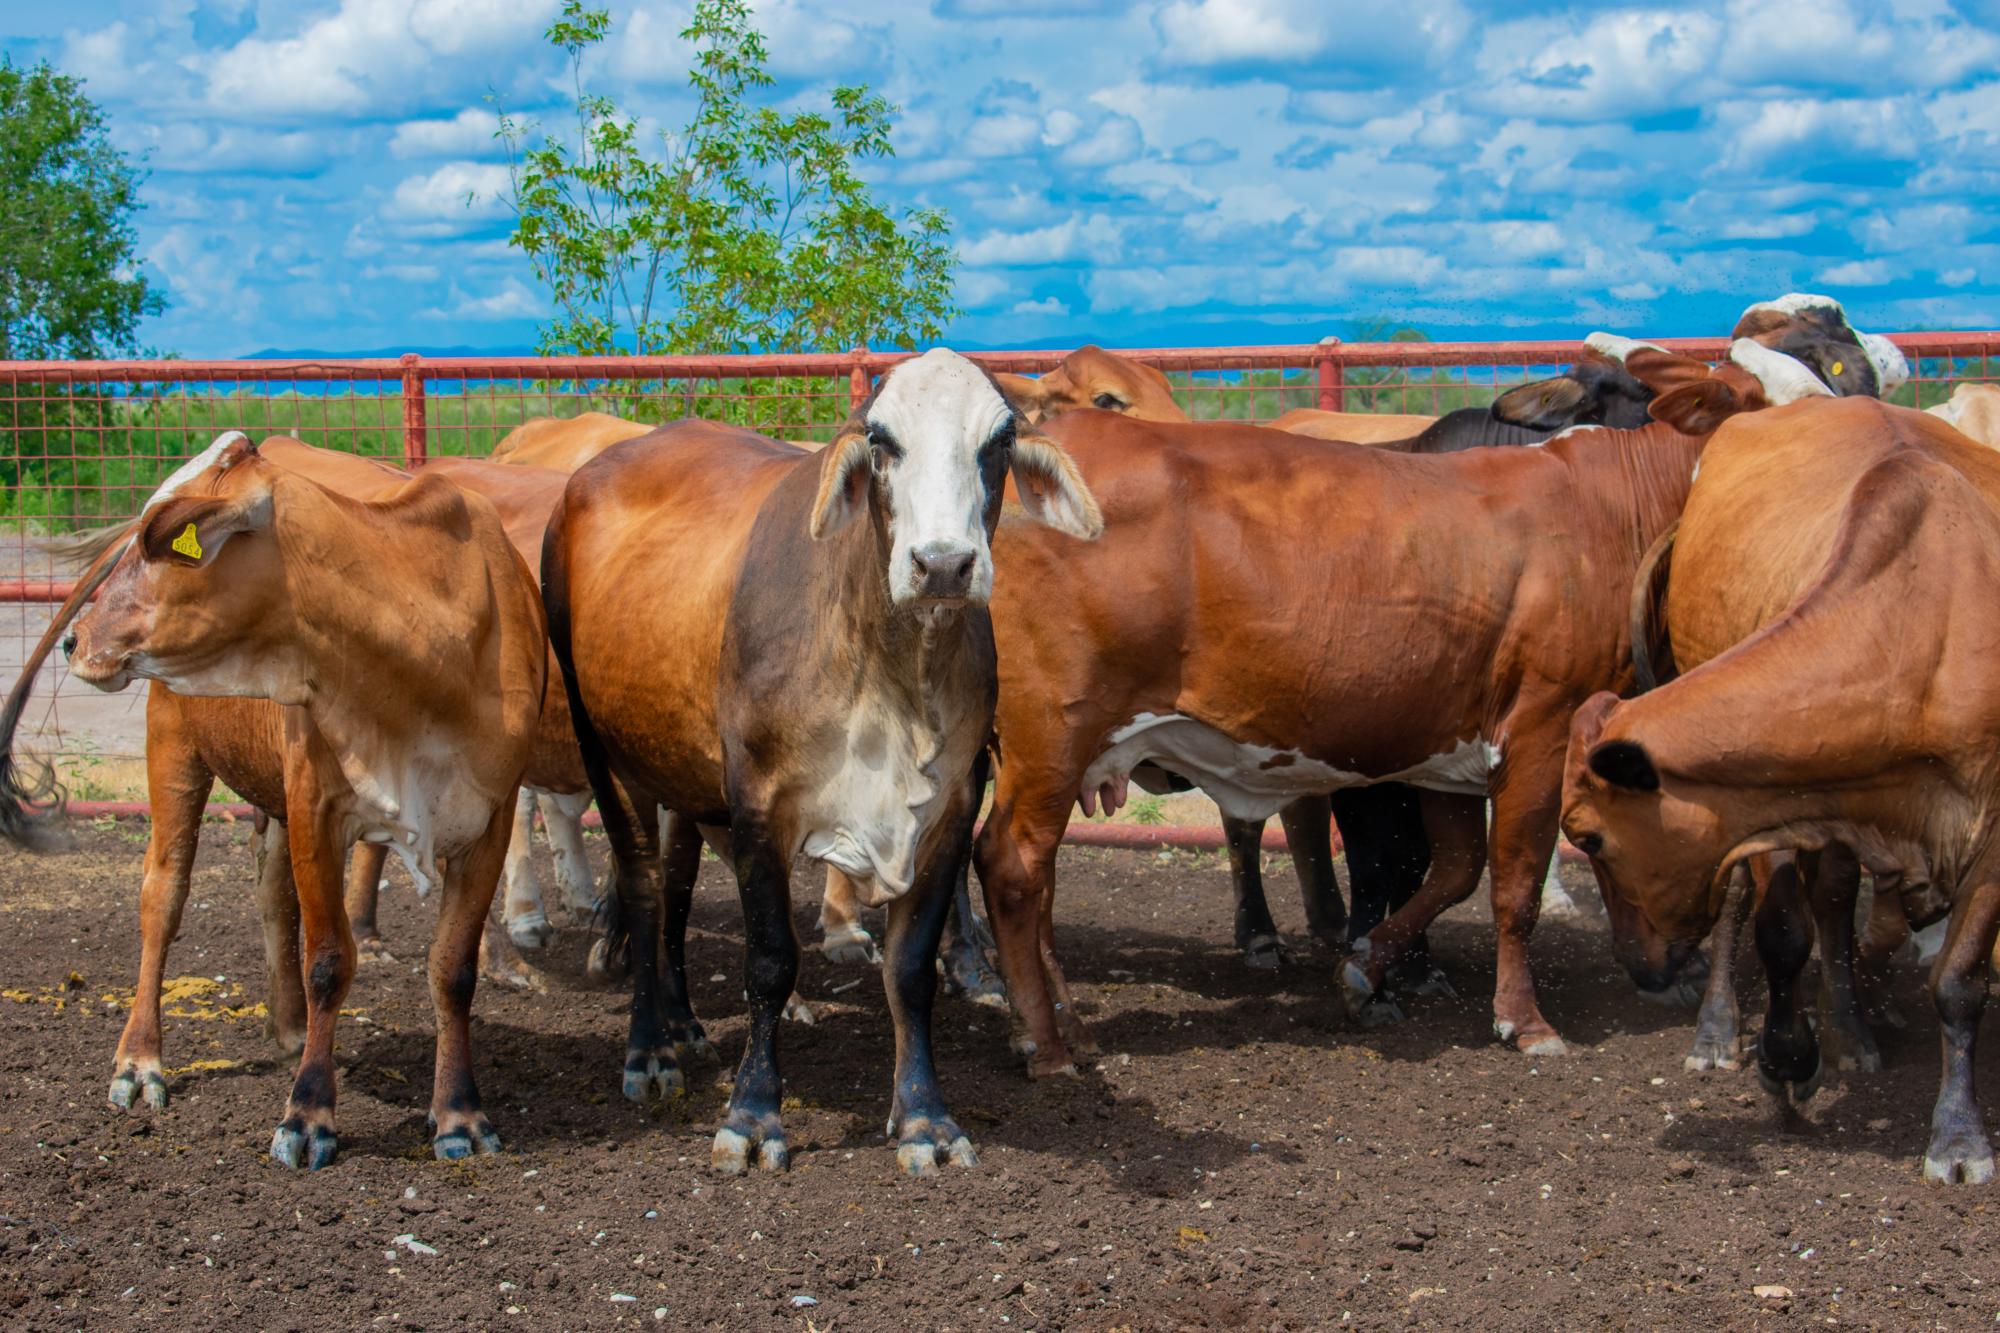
<box><xmin>418</xmin><ymin>278</ymin><xmax>544</xmax><ymax>321</ymax></box>
<box><xmin>964</xmin><ymin>112</ymin><xmax>1043</xmax><ymax>159</ymax></box>
<box><xmin>1940</xmin><ymin>268</ymin><xmax>1978</xmax><ymax>288</ymax></box>
<box><xmin>1155</xmin><ymin>0</ymin><xmax>1468</xmax><ymax>71</ymax></box>
<box><xmin>609</xmin><ymin>0</ymin><xmax>881</xmax><ymax>83</ymax></box>
<box><xmin>390</xmin><ymin>109</ymin><xmax>504</xmax><ymax>159</ymax></box>
<box><xmin>1816</xmin><ymin>259</ymin><xmax>1894</xmax><ymax>286</ymax></box>
<box><xmin>959</xmin><ymin>215</ymin><xmax>1124</xmax><ymax>266</ymax></box>
<box><xmin>384</xmin><ymin>162</ymin><xmax>514</xmax><ymax>232</ymax></box>
<box><xmin>1011</xmin><ymin>296</ymin><xmax>1071</xmax><ymax>318</ymax></box>
<box><xmin>1056</xmin><ymin>116</ymin><xmax>1143</xmax><ymax>169</ymax></box>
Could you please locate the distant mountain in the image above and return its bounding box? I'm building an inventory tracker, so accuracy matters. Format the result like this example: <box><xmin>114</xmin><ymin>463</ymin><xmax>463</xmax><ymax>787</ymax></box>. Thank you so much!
<box><xmin>243</xmin><ymin>344</ymin><xmax>537</xmax><ymax>360</ymax></box>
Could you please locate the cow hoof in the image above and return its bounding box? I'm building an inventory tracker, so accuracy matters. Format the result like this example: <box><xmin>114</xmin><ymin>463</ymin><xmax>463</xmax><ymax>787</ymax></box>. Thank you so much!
<box><xmin>264</xmin><ymin>1016</ymin><xmax>308</xmax><ymax>1056</ymax></box>
<box><xmin>355</xmin><ymin>936</ymin><xmax>395</xmax><ymax>965</ymax></box>
<box><xmin>430</xmin><ymin>1116</ymin><xmax>503</xmax><ymax>1161</ymax></box>
<box><xmin>270</xmin><ymin>1121</ymin><xmax>338</xmax><ymax>1171</ymax></box>
<box><xmin>507</xmin><ymin>912</ymin><xmax>553</xmax><ymax>950</ymax></box>
<box><xmin>820</xmin><ymin>925</ymin><xmax>882</xmax><ymax>967</ymax></box>
<box><xmin>622</xmin><ymin>1051</ymin><xmax>685</xmax><ymax>1102</ymax></box>
<box><xmin>1353</xmin><ymin>996</ymin><xmax>1406</xmax><ymax>1028</ymax></box>
<box><xmin>1242</xmin><ymin>935</ymin><xmax>1286</xmax><ymax>970</ymax></box>
<box><xmin>1398</xmin><ymin>964</ymin><xmax>1459</xmax><ymax>1001</ymax></box>
<box><xmin>667</xmin><ymin>1021</ymin><xmax>712</xmax><ymax>1062</ymax></box>
<box><xmin>586</xmin><ymin>937</ymin><xmax>630</xmax><ymax>985</ymax></box>
<box><xmin>712</xmin><ymin>1126</ymin><xmax>789</xmax><ymax>1175</ymax></box>
<box><xmin>108</xmin><ymin>1065</ymin><xmax>168</xmax><ymax>1112</ymax></box>
<box><xmin>1923</xmin><ymin>1137</ymin><xmax>1997</xmax><ymax>1186</ymax></box>
<box><xmin>1684</xmin><ymin>1039</ymin><xmax>1742</xmax><ymax>1073</ymax></box>
<box><xmin>1520</xmin><ymin>1034</ymin><xmax>1569</xmax><ymax>1057</ymax></box>
<box><xmin>942</xmin><ymin>957</ymin><xmax>1010</xmax><ymax>1010</ymax></box>
<box><xmin>482</xmin><ymin>956</ymin><xmax>547</xmax><ymax>994</ymax></box>
<box><xmin>894</xmin><ymin>1127</ymin><xmax>978</xmax><ymax>1178</ymax></box>
<box><xmin>1836</xmin><ymin>1047</ymin><xmax>1884</xmax><ymax>1074</ymax></box>
<box><xmin>1756</xmin><ymin>1049</ymin><xmax>1822</xmax><ymax>1102</ymax></box>
<box><xmin>1026</xmin><ymin>1050</ymin><xmax>1079</xmax><ymax>1080</ymax></box>
<box><xmin>1340</xmin><ymin>959</ymin><xmax>1380</xmax><ymax>1012</ymax></box>
<box><xmin>1494</xmin><ymin>1019</ymin><xmax>1568</xmax><ymax>1057</ymax></box>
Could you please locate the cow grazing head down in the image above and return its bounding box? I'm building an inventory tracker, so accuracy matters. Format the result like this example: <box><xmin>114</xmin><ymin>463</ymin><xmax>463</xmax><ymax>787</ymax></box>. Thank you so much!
<box><xmin>993</xmin><ymin>346</ymin><xmax>1186</xmax><ymax>425</ymax></box>
<box><xmin>811</xmin><ymin>348</ymin><xmax>1103</xmax><ymax>608</ymax></box>
<box><xmin>63</xmin><ymin>431</ymin><xmax>297</xmax><ymax>699</ymax></box>
<box><xmin>1560</xmin><ymin>692</ymin><xmax>1734</xmax><ymax>995</ymax></box>
<box><xmin>1732</xmin><ymin>293</ymin><xmax>1910</xmax><ymax>398</ymax></box>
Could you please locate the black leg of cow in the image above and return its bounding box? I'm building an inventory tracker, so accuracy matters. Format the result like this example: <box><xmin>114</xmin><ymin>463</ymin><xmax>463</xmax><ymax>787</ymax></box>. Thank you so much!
<box><xmin>1810</xmin><ymin>843</ymin><xmax>1881</xmax><ymax>1074</ymax></box>
<box><xmin>1343</xmin><ymin>793</ymin><xmax>1484</xmax><ymax>1025</ymax></box>
<box><xmin>609</xmin><ymin>800</ymin><xmax>681</xmax><ymax>1102</ymax></box>
<box><xmin>1754</xmin><ymin>856</ymin><xmax>1822</xmax><ymax>1102</ymax></box>
<box><xmin>713</xmin><ymin>824</ymin><xmax>799</xmax><ymax>1174</ymax></box>
<box><xmin>940</xmin><ymin>840</ymin><xmax>1008</xmax><ymax>1009</ymax></box>
<box><xmin>656</xmin><ymin>811</ymin><xmax>709</xmax><ymax>1060</ymax></box>
<box><xmin>884</xmin><ymin>817</ymin><xmax>979</xmax><ymax>1176</ymax></box>
<box><xmin>1923</xmin><ymin>879</ymin><xmax>2000</xmax><ymax>1184</ymax></box>
<box><xmin>1686</xmin><ymin>865</ymin><xmax>1752</xmax><ymax>1072</ymax></box>
<box><xmin>1222</xmin><ymin>814</ymin><xmax>1285</xmax><ymax>968</ymax></box>
<box><xmin>586</xmin><ymin>853</ymin><xmax>631</xmax><ymax>984</ymax></box>
<box><xmin>1338</xmin><ymin>784</ymin><xmax>1443</xmax><ymax>994</ymax></box>
<box><xmin>1277</xmin><ymin>795</ymin><xmax>1344</xmax><ymax>948</ymax></box>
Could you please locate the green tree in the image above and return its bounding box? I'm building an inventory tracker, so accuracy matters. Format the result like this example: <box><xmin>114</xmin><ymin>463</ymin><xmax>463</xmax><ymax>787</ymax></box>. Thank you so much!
<box><xmin>0</xmin><ymin>59</ymin><xmax>162</xmax><ymax>359</ymax></box>
<box><xmin>497</xmin><ymin>0</ymin><xmax>957</xmax><ymax>356</ymax></box>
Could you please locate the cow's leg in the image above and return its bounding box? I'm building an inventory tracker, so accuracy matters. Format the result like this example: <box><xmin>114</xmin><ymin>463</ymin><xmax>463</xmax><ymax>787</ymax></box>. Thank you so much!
<box><xmin>1342</xmin><ymin>793</ymin><xmax>1485</xmax><ymax>1025</ymax></box>
<box><xmin>344</xmin><ymin>841</ymin><xmax>390</xmax><ymax>959</ymax></box>
<box><xmin>1858</xmin><ymin>873</ymin><xmax>1911</xmax><ymax>1029</ymax></box>
<box><xmin>1922</xmin><ymin>876</ymin><xmax>2000</xmax><ymax>1184</ymax></box>
<box><xmin>976</xmin><ymin>792</ymin><xmax>1074</xmax><ymax>1077</ymax></box>
<box><xmin>1481</xmin><ymin>740</ymin><xmax>1572</xmax><ymax>1055</ymax></box>
<box><xmin>940</xmin><ymin>841</ymin><xmax>1008</xmax><ymax>1009</ymax></box>
<box><xmin>501</xmin><ymin>786</ymin><xmax>552</xmax><ymax>950</ymax></box>
<box><xmin>538</xmin><ymin>788</ymin><xmax>599</xmax><ymax>920</ymax></box>
<box><xmin>427</xmin><ymin>802</ymin><xmax>512</xmax><ymax>1160</ymax></box>
<box><xmin>1223</xmin><ymin>814</ymin><xmax>1285</xmax><ymax>968</ymax></box>
<box><xmin>270</xmin><ymin>797</ymin><xmax>354</xmax><ymax>1171</ymax></box>
<box><xmin>1037</xmin><ymin>855</ymin><xmax>1098</xmax><ymax>1059</ymax></box>
<box><xmin>1811</xmin><ymin>843</ymin><xmax>1881</xmax><ymax>1074</ymax></box>
<box><xmin>254</xmin><ymin>816</ymin><xmax>307</xmax><ymax>1056</ymax></box>
<box><xmin>883</xmin><ymin>809</ymin><xmax>980</xmax><ymax>1176</ymax></box>
<box><xmin>819</xmin><ymin>866</ymin><xmax>881</xmax><ymax>965</ymax></box>
<box><xmin>656</xmin><ymin>810</ymin><xmax>709</xmax><ymax>1059</ymax></box>
<box><xmin>1686</xmin><ymin>865</ymin><xmax>1752</xmax><ymax>1072</ymax></box>
<box><xmin>712</xmin><ymin>821</ymin><xmax>800</xmax><ymax>1174</ymax></box>
<box><xmin>613</xmin><ymin>799</ymin><xmax>680</xmax><ymax>1101</ymax></box>
<box><xmin>108</xmin><ymin>725</ymin><xmax>213</xmax><ymax>1112</ymax></box>
<box><xmin>1753</xmin><ymin>855</ymin><xmax>1822</xmax><ymax>1102</ymax></box>
<box><xmin>1277</xmin><ymin>794</ymin><xmax>1345</xmax><ymax>949</ymax></box>
<box><xmin>1334</xmin><ymin>784</ymin><xmax>1435</xmax><ymax>984</ymax></box>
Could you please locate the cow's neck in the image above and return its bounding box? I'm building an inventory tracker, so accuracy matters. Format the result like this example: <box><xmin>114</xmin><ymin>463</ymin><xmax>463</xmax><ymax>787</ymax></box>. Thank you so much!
<box><xmin>1552</xmin><ymin>423</ymin><xmax>1705</xmax><ymax>570</ymax></box>
<box><xmin>826</xmin><ymin>506</ymin><xmax>986</xmax><ymax>708</ymax></box>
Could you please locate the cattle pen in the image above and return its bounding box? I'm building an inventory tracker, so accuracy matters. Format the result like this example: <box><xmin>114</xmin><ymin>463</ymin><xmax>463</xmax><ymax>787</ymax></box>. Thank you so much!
<box><xmin>0</xmin><ymin>332</ymin><xmax>1993</xmax><ymax>791</ymax></box>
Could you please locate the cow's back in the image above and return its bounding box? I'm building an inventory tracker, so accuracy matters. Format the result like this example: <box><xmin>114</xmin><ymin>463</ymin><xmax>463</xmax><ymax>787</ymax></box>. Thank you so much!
<box><xmin>491</xmin><ymin>412</ymin><xmax>651</xmax><ymax>471</ymax></box>
<box><xmin>1669</xmin><ymin>399</ymin><xmax>2000</xmax><ymax>670</ymax></box>
<box><xmin>551</xmin><ymin>421</ymin><xmax>806</xmax><ymax>813</ymax></box>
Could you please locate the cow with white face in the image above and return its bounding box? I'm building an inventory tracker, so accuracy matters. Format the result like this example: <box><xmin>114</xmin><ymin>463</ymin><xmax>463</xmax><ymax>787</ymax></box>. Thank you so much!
<box><xmin>542</xmin><ymin>347</ymin><xmax>1102</xmax><ymax>1176</ymax></box>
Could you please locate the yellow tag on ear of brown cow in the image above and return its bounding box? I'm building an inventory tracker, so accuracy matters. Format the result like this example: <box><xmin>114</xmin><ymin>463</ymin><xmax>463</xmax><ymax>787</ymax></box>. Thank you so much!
<box><xmin>170</xmin><ymin>523</ymin><xmax>203</xmax><ymax>561</ymax></box>
<box><xmin>1830</xmin><ymin>360</ymin><xmax>1844</xmax><ymax>378</ymax></box>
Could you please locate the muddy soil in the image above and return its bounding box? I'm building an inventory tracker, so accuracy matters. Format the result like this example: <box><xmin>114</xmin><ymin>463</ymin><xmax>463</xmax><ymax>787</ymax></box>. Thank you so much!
<box><xmin>2</xmin><ymin>821</ymin><xmax>1997</xmax><ymax>1330</ymax></box>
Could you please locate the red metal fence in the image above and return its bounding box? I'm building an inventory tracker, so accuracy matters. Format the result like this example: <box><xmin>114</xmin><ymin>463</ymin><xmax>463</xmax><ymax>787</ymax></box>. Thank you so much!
<box><xmin>1</xmin><ymin>333</ymin><xmax>1995</xmax><ymax>787</ymax></box>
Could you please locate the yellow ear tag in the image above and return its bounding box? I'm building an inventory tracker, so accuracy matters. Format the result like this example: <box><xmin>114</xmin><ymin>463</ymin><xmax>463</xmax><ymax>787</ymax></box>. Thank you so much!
<box><xmin>1829</xmin><ymin>360</ymin><xmax>1844</xmax><ymax>377</ymax></box>
<box><xmin>170</xmin><ymin>523</ymin><xmax>203</xmax><ymax>561</ymax></box>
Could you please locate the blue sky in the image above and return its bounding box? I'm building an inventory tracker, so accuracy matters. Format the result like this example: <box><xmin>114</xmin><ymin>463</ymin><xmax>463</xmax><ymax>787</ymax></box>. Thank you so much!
<box><xmin>4</xmin><ymin>0</ymin><xmax>1998</xmax><ymax>357</ymax></box>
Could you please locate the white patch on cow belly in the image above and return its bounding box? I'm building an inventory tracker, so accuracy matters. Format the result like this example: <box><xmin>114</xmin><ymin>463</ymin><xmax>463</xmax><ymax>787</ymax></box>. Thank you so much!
<box><xmin>1079</xmin><ymin>713</ymin><xmax>1497</xmax><ymax>823</ymax></box>
<box><xmin>145</xmin><ymin>431</ymin><xmax>249</xmax><ymax>509</ymax></box>
<box><xmin>339</xmin><ymin>741</ymin><xmax>493</xmax><ymax>900</ymax></box>
<box><xmin>800</xmin><ymin>697</ymin><xmax>965</xmax><ymax>909</ymax></box>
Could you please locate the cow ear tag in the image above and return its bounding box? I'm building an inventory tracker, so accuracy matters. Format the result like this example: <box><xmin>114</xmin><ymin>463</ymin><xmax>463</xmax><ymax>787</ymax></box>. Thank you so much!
<box><xmin>171</xmin><ymin>523</ymin><xmax>204</xmax><ymax>561</ymax></box>
<box><xmin>1829</xmin><ymin>360</ymin><xmax>1844</xmax><ymax>378</ymax></box>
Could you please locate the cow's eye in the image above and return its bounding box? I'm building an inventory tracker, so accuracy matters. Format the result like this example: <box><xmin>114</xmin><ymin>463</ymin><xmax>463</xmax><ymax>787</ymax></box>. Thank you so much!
<box><xmin>1092</xmin><ymin>393</ymin><xmax>1126</xmax><ymax>411</ymax></box>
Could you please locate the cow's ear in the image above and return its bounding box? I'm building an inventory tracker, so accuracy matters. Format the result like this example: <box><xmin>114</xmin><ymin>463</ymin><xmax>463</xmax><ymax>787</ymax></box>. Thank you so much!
<box><xmin>992</xmin><ymin>372</ymin><xmax>1049</xmax><ymax>425</ymax></box>
<box><xmin>1649</xmin><ymin>380</ymin><xmax>1743</xmax><ymax>437</ymax></box>
<box><xmin>139</xmin><ymin>489</ymin><xmax>272</xmax><ymax>567</ymax></box>
<box><xmin>1493</xmin><ymin>374</ymin><xmax>1587</xmax><ymax>430</ymax></box>
<box><xmin>1010</xmin><ymin>433</ymin><xmax>1104</xmax><ymax>540</ymax></box>
<box><xmin>1588</xmin><ymin>739</ymin><xmax>1660</xmax><ymax>792</ymax></box>
<box><xmin>810</xmin><ymin>424</ymin><xmax>873</xmax><ymax>540</ymax></box>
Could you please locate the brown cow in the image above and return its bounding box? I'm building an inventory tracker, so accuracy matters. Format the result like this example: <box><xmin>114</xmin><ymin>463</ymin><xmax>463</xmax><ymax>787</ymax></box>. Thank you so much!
<box><xmin>545</xmin><ymin>348</ymin><xmax>1101</xmax><ymax>1174</ymax></box>
<box><xmin>970</xmin><ymin>343</ymin><xmax>1803</xmax><ymax>1076</ymax></box>
<box><xmin>1929</xmin><ymin>382</ymin><xmax>2000</xmax><ymax>447</ymax></box>
<box><xmin>5</xmin><ymin>432</ymin><xmax>547</xmax><ymax>1168</ymax></box>
<box><xmin>993</xmin><ymin>344</ymin><xmax>1187</xmax><ymax>424</ymax></box>
<box><xmin>489</xmin><ymin>409</ymin><xmax>652</xmax><ymax>471</ymax></box>
<box><xmin>1266</xmin><ymin>409</ymin><xmax>1439</xmax><ymax>442</ymax></box>
<box><xmin>1561</xmin><ymin>395</ymin><xmax>2000</xmax><ymax>1183</ymax></box>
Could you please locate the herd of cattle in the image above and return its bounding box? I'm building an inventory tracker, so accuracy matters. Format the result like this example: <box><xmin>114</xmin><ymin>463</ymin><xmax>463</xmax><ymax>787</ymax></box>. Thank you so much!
<box><xmin>6</xmin><ymin>292</ymin><xmax>2000</xmax><ymax>1187</ymax></box>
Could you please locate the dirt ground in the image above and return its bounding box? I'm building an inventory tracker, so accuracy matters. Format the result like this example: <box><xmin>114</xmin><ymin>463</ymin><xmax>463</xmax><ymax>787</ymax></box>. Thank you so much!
<box><xmin>3</xmin><ymin>822</ymin><xmax>1998</xmax><ymax>1331</ymax></box>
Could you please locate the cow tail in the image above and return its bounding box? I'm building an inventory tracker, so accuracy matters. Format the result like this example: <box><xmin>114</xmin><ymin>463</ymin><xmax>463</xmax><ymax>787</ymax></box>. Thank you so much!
<box><xmin>538</xmin><ymin>493</ymin><xmax>627</xmax><ymax>965</ymax></box>
<box><xmin>1630</xmin><ymin>519</ymin><xmax>1680</xmax><ymax>694</ymax></box>
<box><xmin>0</xmin><ymin>523</ymin><xmax>136</xmax><ymax>848</ymax></box>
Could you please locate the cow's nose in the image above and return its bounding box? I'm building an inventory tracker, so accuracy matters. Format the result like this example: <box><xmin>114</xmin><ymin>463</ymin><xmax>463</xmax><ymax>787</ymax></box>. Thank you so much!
<box><xmin>60</xmin><ymin>631</ymin><xmax>77</xmax><ymax>660</ymax></box>
<box><xmin>910</xmin><ymin>542</ymin><xmax>976</xmax><ymax>599</ymax></box>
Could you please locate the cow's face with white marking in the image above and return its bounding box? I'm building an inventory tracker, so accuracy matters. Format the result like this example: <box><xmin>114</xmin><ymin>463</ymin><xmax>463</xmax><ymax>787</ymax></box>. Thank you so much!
<box><xmin>811</xmin><ymin>348</ymin><xmax>1104</xmax><ymax>608</ymax></box>
<box><xmin>1732</xmin><ymin>293</ymin><xmax>1909</xmax><ymax>398</ymax></box>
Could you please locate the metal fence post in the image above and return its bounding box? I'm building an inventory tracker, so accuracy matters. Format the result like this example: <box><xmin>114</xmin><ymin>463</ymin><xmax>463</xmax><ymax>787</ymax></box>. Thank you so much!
<box><xmin>400</xmin><ymin>352</ymin><xmax>428</xmax><ymax>465</ymax></box>
<box><xmin>1314</xmin><ymin>337</ymin><xmax>1345</xmax><ymax>413</ymax></box>
<box><xmin>848</xmin><ymin>345</ymin><xmax>870</xmax><ymax>411</ymax></box>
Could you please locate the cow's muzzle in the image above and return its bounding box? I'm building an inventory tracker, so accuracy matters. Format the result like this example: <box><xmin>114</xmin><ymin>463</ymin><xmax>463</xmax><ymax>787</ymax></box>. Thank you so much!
<box><xmin>909</xmin><ymin>541</ymin><xmax>977</xmax><ymax>602</ymax></box>
<box><xmin>1623</xmin><ymin>935</ymin><xmax>1705</xmax><ymax>997</ymax></box>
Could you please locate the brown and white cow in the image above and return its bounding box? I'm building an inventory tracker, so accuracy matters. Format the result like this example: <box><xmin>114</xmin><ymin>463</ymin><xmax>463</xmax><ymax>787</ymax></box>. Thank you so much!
<box><xmin>543</xmin><ymin>348</ymin><xmax>1101</xmax><ymax>1174</ymax></box>
<box><xmin>1732</xmin><ymin>293</ymin><xmax>1910</xmax><ymax>398</ymax></box>
<box><xmin>1560</xmin><ymin>395</ymin><xmax>2000</xmax><ymax>1183</ymax></box>
<box><xmin>994</xmin><ymin>344</ymin><xmax>1187</xmax><ymax>424</ymax></box>
<box><xmin>970</xmin><ymin>342</ymin><xmax>1808</xmax><ymax>1076</ymax></box>
<box><xmin>2</xmin><ymin>432</ymin><xmax>547</xmax><ymax>1168</ymax></box>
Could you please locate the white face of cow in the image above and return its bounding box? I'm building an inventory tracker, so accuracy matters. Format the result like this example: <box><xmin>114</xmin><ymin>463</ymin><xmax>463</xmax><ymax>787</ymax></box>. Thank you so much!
<box><xmin>810</xmin><ymin>347</ymin><xmax>1106</xmax><ymax>607</ymax></box>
